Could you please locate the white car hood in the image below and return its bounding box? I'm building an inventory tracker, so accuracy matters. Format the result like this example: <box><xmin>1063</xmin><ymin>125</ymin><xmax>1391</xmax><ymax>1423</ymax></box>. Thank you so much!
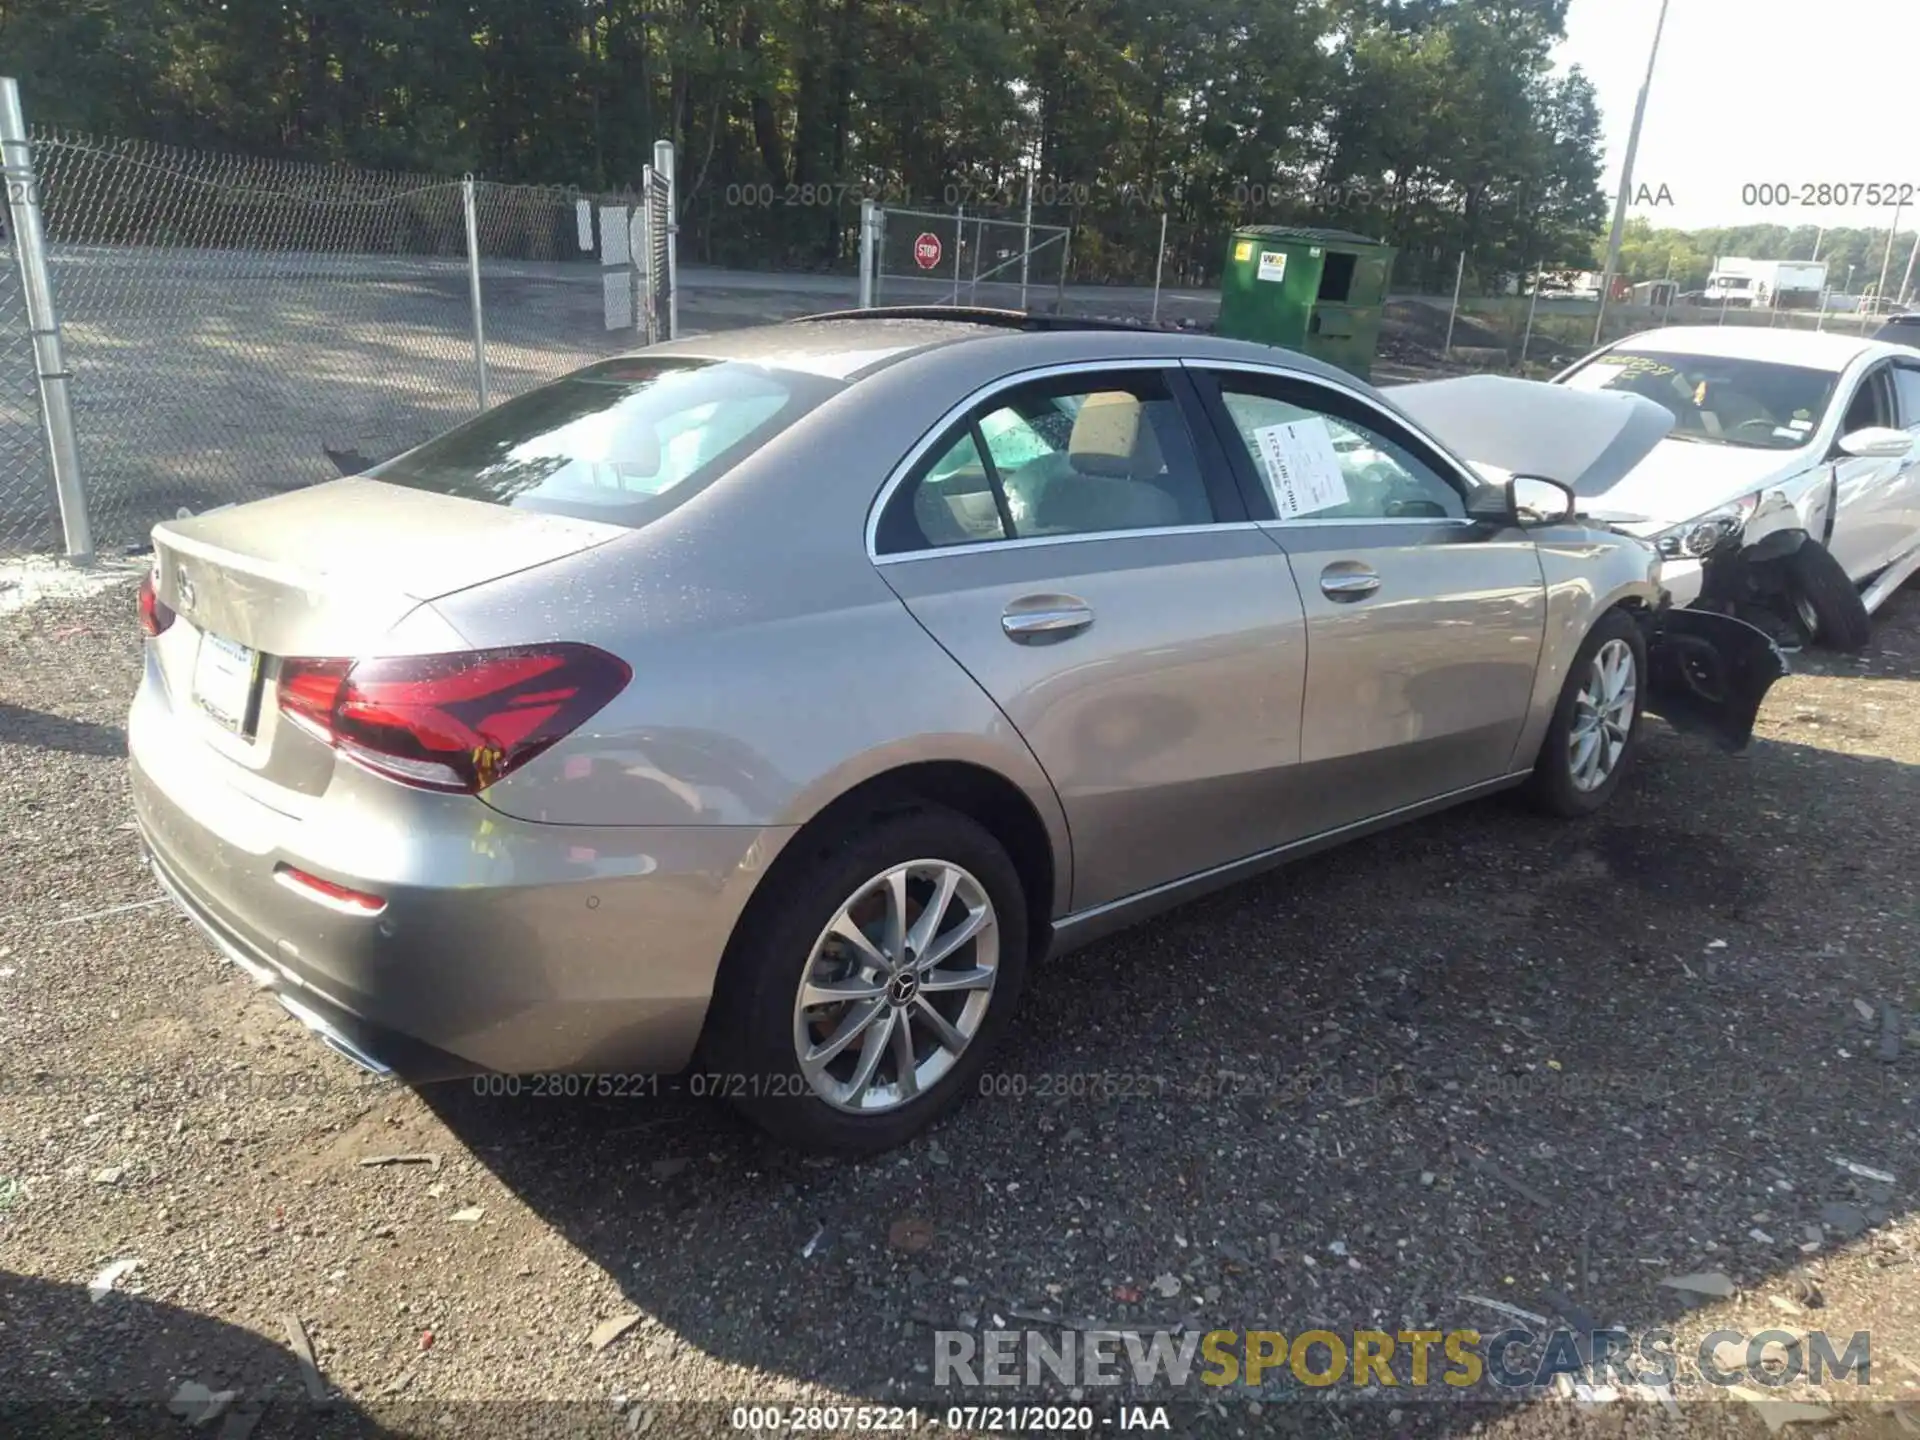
<box><xmin>1579</xmin><ymin>439</ymin><xmax>1810</xmax><ymax>535</ymax></box>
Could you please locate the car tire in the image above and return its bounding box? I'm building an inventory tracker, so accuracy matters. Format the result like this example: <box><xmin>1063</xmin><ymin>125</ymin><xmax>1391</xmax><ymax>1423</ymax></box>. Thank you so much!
<box><xmin>1526</xmin><ymin>608</ymin><xmax>1647</xmax><ymax>818</ymax></box>
<box><xmin>1783</xmin><ymin>541</ymin><xmax>1870</xmax><ymax>652</ymax></box>
<box><xmin>701</xmin><ymin>805</ymin><xmax>1029</xmax><ymax>1155</ymax></box>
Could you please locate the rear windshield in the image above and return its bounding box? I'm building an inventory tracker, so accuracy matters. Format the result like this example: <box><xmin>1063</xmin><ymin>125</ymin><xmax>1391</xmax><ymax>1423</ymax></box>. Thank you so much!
<box><xmin>1559</xmin><ymin>348</ymin><xmax>1839</xmax><ymax>451</ymax></box>
<box><xmin>370</xmin><ymin>357</ymin><xmax>841</xmax><ymax>525</ymax></box>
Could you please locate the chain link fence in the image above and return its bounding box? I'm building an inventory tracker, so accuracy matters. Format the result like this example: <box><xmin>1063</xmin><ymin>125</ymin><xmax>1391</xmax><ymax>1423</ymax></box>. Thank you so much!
<box><xmin>861</xmin><ymin>203</ymin><xmax>1071</xmax><ymax>312</ymax></box>
<box><xmin>0</xmin><ymin>87</ymin><xmax>675</xmax><ymax>560</ymax></box>
<box><xmin>0</xmin><ymin>222</ymin><xmax>48</xmax><ymax>555</ymax></box>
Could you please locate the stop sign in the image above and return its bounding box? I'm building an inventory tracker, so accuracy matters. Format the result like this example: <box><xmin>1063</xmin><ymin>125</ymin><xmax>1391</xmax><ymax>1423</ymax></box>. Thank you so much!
<box><xmin>913</xmin><ymin>232</ymin><xmax>944</xmax><ymax>270</ymax></box>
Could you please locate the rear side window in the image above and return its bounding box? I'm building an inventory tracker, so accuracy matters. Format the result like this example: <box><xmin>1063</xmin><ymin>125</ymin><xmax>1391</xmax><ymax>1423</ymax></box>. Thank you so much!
<box><xmin>876</xmin><ymin>370</ymin><xmax>1214</xmax><ymax>554</ymax></box>
<box><xmin>370</xmin><ymin>358</ymin><xmax>840</xmax><ymax>526</ymax></box>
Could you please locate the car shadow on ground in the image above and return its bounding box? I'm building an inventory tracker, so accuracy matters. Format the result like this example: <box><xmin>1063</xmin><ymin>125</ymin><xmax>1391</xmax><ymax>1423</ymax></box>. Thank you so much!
<box><xmin>424</xmin><ymin>709</ymin><xmax>1918</xmax><ymax>1431</ymax></box>
<box><xmin>0</xmin><ymin>1268</ymin><xmax>395</xmax><ymax>1437</ymax></box>
<box><xmin>0</xmin><ymin>700</ymin><xmax>128</xmax><ymax>758</ymax></box>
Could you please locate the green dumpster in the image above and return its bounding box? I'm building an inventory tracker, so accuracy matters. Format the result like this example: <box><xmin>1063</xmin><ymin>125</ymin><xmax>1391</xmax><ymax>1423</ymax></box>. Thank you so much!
<box><xmin>1216</xmin><ymin>226</ymin><xmax>1397</xmax><ymax>381</ymax></box>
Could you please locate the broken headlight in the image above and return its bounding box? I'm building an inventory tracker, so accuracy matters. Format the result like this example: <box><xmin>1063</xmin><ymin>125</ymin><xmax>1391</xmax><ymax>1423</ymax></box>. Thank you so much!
<box><xmin>1653</xmin><ymin>494</ymin><xmax>1759</xmax><ymax>560</ymax></box>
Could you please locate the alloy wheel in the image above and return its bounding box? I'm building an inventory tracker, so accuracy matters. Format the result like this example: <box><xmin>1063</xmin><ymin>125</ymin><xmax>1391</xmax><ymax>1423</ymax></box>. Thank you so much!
<box><xmin>1568</xmin><ymin>638</ymin><xmax>1636</xmax><ymax>792</ymax></box>
<box><xmin>792</xmin><ymin>859</ymin><xmax>1000</xmax><ymax>1113</ymax></box>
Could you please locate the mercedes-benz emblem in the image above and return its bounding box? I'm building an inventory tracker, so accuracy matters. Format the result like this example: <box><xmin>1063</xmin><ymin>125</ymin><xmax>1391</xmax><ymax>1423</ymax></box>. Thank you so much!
<box><xmin>886</xmin><ymin>971</ymin><xmax>920</xmax><ymax>1007</ymax></box>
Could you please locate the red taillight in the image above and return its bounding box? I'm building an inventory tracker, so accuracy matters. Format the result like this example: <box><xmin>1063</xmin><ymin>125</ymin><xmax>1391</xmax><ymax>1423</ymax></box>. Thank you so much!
<box><xmin>277</xmin><ymin>645</ymin><xmax>630</xmax><ymax>793</ymax></box>
<box><xmin>138</xmin><ymin>573</ymin><xmax>174</xmax><ymax>636</ymax></box>
<box><xmin>274</xmin><ymin>864</ymin><xmax>387</xmax><ymax>915</ymax></box>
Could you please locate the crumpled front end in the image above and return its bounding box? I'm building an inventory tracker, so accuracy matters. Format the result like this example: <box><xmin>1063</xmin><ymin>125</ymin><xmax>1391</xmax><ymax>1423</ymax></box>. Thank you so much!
<box><xmin>1640</xmin><ymin>606</ymin><xmax>1789</xmax><ymax>752</ymax></box>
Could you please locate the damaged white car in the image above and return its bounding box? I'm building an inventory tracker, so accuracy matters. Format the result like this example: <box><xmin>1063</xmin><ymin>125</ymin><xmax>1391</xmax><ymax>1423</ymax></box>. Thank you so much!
<box><xmin>1546</xmin><ymin>329</ymin><xmax>1920</xmax><ymax>651</ymax></box>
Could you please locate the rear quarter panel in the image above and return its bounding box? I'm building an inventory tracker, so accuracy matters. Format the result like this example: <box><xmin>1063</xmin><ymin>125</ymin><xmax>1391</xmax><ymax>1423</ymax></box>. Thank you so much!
<box><xmin>426</xmin><ymin>354</ymin><xmax>1076</xmax><ymax>916</ymax></box>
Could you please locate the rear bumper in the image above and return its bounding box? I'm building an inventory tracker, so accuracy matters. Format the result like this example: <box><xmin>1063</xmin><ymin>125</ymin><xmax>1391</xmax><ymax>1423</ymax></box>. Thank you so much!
<box><xmin>129</xmin><ymin>739</ymin><xmax>791</xmax><ymax>1082</ymax></box>
<box><xmin>141</xmin><ymin>838</ymin><xmax>444</xmax><ymax>1078</ymax></box>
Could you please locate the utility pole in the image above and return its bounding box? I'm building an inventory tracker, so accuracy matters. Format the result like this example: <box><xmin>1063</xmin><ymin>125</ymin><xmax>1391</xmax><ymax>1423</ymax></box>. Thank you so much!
<box><xmin>1870</xmin><ymin>197</ymin><xmax>1905</xmax><ymax>327</ymax></box>
<box><xmin>1594</xmin><ymin>0</ymin><xmax>1673</xmax><ymax>347</ymax></box>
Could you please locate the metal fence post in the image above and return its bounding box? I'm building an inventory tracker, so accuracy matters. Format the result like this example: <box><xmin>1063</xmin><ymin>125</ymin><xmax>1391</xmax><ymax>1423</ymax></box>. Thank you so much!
<box><xmin>1019</xmin><ymin>165</ymin><xmax>1034</xmax><ymax>310</ymax></box>
<box><xmin>1519</xmin><ymin>269</ymin><xmax>1541</xmax><ymax>370</ymax></box>
<box><xmin>952</xmin><ymin>205</ymin><xmax>964</xmax><ymax>304</ymax></box>
<box><xmin>1</xmin><ymin>78</ymin><xmax>92</xmax><ymax>563</ymax></box>
<box><xmin>639</xmin><ymin>164</ymin><xmax>656</xmax><ymax>343</ymax></box>
<box><xmin>1150</xmin><ymin>211</ymin><xmax>1168</xmax><ymax>325</ymax></box>
<box><xmin>654</xmin><ymin>140</ymin><xmax>677</xmax><ymax>340</ymax></box>
<box><xmin>858</xmin><ymin>198</ymin><xmax>876</xmax><ymax>308</ymax></box>
<box><xmin>1443</xmin><ymin>250</ymin><xmax>1466</xmax><ymax>358</ymax></box>
<box><xmin>461</xmin><ymin>176</ymin><xmax>489</xmax><ymax>410</ymax></box>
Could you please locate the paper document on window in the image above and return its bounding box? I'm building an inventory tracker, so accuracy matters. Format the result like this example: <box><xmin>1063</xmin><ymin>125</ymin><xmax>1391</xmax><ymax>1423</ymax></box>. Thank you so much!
<box><xmin>1252</xmin><ymin>418</ymin><xmax>1349</xmax><ymax>518</ymax></box>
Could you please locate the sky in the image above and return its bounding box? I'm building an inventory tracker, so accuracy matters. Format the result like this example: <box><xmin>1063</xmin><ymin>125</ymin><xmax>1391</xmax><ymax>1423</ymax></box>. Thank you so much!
<box><xmin>1554</xmin><ymin>0</ymin><xmax>1920</xmax><ymax>235</ymax></box>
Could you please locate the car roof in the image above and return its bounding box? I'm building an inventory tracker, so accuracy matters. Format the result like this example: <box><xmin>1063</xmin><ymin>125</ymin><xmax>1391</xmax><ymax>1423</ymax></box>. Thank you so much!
<box><xmin>637</xmin><ymin>311</ymin><xmax>1366</xmax><ymax>388</ymax></box>
<box><xmin>1610</xmin><ymin>325</ymin><xmax>1895</xmax><ymax>372</ymax></box>
<box><xmin>635</xmin><ymin>315</ymin><xmax>1007</xmax><ymax>380</ymax></box>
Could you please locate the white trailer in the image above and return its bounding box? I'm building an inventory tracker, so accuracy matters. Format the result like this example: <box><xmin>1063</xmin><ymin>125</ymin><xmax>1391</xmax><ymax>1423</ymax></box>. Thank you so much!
<box><xmin>1706</xmin><ymin>257</ymin><xmax>1829</xmax><ymax>309</ymax></box>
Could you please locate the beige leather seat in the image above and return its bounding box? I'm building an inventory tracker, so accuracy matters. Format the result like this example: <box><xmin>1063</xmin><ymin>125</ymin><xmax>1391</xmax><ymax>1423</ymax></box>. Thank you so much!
<box><xmin>1049</xmin><ymin>392</ymin><xmax>1209</xmax><ymax>530</ymax></box>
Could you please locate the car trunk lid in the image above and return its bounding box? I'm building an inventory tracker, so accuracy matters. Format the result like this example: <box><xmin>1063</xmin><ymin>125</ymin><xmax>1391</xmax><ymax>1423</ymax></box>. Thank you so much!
<box><xmin>145</xmin><ymin>478</ymin><xmax>627</xmax><ymax>804</ymax></box>
<box><xmin>151</xmin><ymin>477</ymin><xmax>628</xmax><ymax>656</ymax></box>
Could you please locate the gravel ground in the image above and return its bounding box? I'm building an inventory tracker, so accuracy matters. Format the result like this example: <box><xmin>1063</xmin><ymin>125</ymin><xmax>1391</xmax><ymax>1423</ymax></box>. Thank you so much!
<box><xmin>1</xmin><ymin>577</ymin><xmax>1917</xmax><ymax>1440</ymax></box>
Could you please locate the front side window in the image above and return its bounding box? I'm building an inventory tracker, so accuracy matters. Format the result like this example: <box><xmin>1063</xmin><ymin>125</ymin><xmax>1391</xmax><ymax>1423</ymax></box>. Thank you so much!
<box><xmin>878</xmin><ymin>371</ymin><xmax>1214</xmax><ymax>553</ymax></box>
<box><xmin>1559</xmin><ymin>348</ymin><xmax>1838</xmax><ymax>451</ymax></box>
<box><xmin>1892</xmin><ymin>366</ymin><xmax>1920</xmax><ymax>429</ymax></box>
<box><xmin>371</xmin><ymin>357</ymin><xmax>839</xmax><ymax>526</ymax></box>
<box><xmin>1842</xmin><ymin>367</ymin><xmax>1897</xmax><ymax>434</ymax></box>
<box><xmin>1213</xmin><ymin>383</ymin><xmax>1466</xmax><ymax>521</ymax></box>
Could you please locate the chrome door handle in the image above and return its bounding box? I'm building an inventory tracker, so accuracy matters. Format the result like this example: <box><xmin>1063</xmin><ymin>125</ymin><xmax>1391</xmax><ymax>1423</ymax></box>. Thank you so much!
<box><xmin>1319</xmin><ymin>568</ymin><xmax>1381</xmax><ymax>601</ymax></box>
<box><xmin>1001</xmin><ymin>604</ymin><xmax>1094</xmax><ymax>641</ymax></box>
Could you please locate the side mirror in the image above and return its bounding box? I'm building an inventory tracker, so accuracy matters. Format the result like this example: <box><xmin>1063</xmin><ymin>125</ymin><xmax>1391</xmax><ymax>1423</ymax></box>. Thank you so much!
<box><xmin>1468</xmin><ymin>475</ymin><xmax>1577</xmax><ymax>527</ymax></box>
<box><xmin>1837</xmin><ymin>426</ymin><xmax>1914</xmax><ymax>460</ymax></box>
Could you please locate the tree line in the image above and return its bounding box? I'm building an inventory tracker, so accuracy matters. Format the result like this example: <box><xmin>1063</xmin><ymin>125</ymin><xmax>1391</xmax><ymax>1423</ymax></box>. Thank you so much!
<box><xmin>1</xmin><ymin>0</ymin><xmax>1608</xmax><ymax>290</ymax></box>
<box><xmin>1608</xmin><ymin>218</ymin><xmax>1919</xmax><ymax>301</ymax></box>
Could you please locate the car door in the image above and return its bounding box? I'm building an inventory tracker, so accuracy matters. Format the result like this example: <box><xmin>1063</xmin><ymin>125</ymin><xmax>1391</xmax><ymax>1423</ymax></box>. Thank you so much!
<box><xmin>1189</xmin><ymin>362</ymin><xmax>1548</xmax><ymax>835</ymax></box>
<box><xmin>870</xmin><ymin>362</ymin><xmax>1309</xmax><ymax>911</ymax></box>
<box><xmin>1825</xmin><ymin>360</ymin><xmax>1916</xmax><ymax>580</ymax></box>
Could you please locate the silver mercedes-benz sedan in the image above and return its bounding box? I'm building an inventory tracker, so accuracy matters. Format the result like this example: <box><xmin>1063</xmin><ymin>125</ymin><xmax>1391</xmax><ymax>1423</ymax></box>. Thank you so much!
<box><xmin>129</xmin><ymin>309</ymin><xmax>1785</xmax><ymax>1152</ymax></box>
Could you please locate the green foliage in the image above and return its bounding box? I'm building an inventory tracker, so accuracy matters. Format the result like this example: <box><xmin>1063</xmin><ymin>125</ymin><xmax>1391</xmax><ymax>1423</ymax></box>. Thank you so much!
<box><xmin>1603</xmin><ymin>217</ymin><xmax>1919</xmax><ymax>297</ymax></box>
<box><xmin>0</xmin><ymin>0</ymin><xmax>1614</xmax><ymax>281</ymax></box>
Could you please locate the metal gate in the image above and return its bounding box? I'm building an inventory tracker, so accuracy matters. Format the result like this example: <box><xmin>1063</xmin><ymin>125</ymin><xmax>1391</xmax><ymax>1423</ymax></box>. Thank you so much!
<box><xmin>638</xmin><ymin>140</ymin><xmax>677</xmax><ymax>345</ymax></box>
<box><xmin>858</xmin><ymin>201</ymin><xmax>1069</xmax><ymax>312</ymax></box>
<box><xmin>598</xmin><ymin>140</ymin><xmax>677</xmax><ymax>347</ymax></box>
